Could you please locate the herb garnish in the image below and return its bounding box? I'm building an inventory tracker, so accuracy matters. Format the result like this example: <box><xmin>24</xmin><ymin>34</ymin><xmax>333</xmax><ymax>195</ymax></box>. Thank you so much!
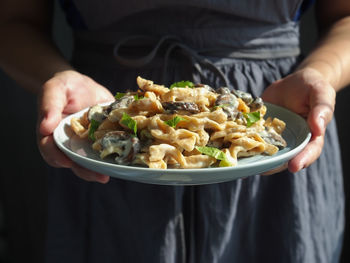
<box><xmin>195</xmin><ymin>146</ymin><xmax>233</xmax><ymax>167</ymax></box>
<box><xmin>115</xmin><ymin>92</ymin><xmax>125</xmax><ymax>99</ymax></box>
<box><xmin>244</xmin><ymin>112</ymin><xmax>260</xmax><ymax>127</ymax></box>
<box><xmin>88</xmin><ymin>119</ymin><xmax>100</xmax><ymax>141</ymax></box>
<box><xmin>134</xmin><ymin>94</ymin><xmax>144</xmax><ymax>100</ymax></box>
<box><xmin>121</xmin><ymin>113</ymin><xmax>137</xmax><ymax>136</ymax></box>
<box><xmin>164</xmin><ymin>116</ymin><xmax>188</xmax><ymax>128</ymax></box>
<box><xmin>170</xmin><ymin>80</ymin><xmax>194</xmax><ymax>89</ymax></box>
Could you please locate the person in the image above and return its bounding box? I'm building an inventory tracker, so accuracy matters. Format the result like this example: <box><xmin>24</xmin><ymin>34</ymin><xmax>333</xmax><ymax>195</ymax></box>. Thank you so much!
<box><xmin>0</xmin><ymin>0</ymin><xmax>349</xmax><ymax>262</ymax></box>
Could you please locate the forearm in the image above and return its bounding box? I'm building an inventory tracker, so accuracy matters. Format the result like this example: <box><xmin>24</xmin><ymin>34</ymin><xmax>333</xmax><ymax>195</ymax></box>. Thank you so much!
<box><xmin>298</xmin><ymin>16</ymin><xmax>350</xmax><ymax>91</ymax></box>
<box><xmin>0</xmin><ymin>22</ymin><xmax>73</xmax><ymax>93</ymax></box>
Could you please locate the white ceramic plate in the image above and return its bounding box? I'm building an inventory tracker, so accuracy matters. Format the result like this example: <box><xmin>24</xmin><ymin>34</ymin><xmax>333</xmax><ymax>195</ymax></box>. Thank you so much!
<box><xmin>53</xmin><ymin>103</ymin><xmax>311</xmax><ymax>185</ymax></box>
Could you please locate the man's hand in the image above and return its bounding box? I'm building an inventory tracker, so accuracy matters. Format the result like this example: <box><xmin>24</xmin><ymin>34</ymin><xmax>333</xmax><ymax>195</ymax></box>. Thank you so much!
<box><xmin>37</xmin><ymin>70</ymin><xmax>115</xmax><ymax>183</ymax></box>
<box><xmin>262</xmin><ymin>68</ymin><xmax>336</xmax><ymax>173</ymax></box>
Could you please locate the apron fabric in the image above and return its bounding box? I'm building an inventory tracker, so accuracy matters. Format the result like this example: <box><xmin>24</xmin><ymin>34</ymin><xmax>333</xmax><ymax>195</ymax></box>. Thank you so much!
<box><xmin>47</xmin><ymin>1</ymin><xmax>345</xmax><ymax>262</ymax></box>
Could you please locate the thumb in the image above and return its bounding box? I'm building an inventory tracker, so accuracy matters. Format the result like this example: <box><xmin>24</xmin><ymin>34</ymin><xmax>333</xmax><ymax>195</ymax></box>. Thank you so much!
<box><xmin>307</xmin><ymin>82</ymin><xmax>335</xmax><ymax>137</ymax></box>
<box><xmin>39</xmin><ymin>79</ymin><xmax>67</xmax><ymax>136</ymax></box>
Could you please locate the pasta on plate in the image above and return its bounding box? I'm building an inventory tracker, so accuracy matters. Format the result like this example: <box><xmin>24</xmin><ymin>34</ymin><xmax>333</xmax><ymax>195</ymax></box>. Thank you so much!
<box><xmin>70</xmin><ymin>77</ymin><xmax>287</xmax><ymax>169</ymax></box>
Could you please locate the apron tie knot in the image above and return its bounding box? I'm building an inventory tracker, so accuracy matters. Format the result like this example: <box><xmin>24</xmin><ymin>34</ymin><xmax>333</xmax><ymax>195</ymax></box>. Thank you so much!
<box><xmin>113</xmin><ymin>35</ymin><xmax>230</xmax><ymax>87</ymax></box>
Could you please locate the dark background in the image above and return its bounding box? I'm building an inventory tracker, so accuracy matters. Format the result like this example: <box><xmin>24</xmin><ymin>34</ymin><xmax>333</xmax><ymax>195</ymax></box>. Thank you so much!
<box><xmin>0</xmin><ymin>2</ymin><xmax>349</xmax><ymax>263</ymax></box>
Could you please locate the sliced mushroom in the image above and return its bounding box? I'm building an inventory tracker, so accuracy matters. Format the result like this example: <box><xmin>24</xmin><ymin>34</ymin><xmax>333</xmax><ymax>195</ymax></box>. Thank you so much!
<box><xmin>99</xmin><ymin>131</ymin><xmax>141</xmax><ymax>164</ymax></box>
<box><xmin>231</xmin><ymin>90</ymin><xmax>254</xmax><ymax>105</ymax></box>
<box><xmin>249</xmin><ymin>97</ymin><xmax>264</xmax><ymax>112</ymax></box>
<box><xmin>107</xmin><ymin>95</ymin><xmax>135</xmax><ymax>113</ymax></box>
<box><xmin>195</xmin><ymin>84</ymin><xmax>215</xmax><ymax>92</ymax></box>
<box><xmin>215</xmin><ymin>93</ymin><xmax>239</xmax><ymax>120</ymax></box>
<box><xmin>216</xmin><ymin>87</ymin><xmax>231</xmax><ymax>95</ymax></box>
<box><xmin>206</xmin><ymin>140</ymin><xmax>224</xmax><ymax>149</ymax></box>
<box><xmin>260</xmin><ymin>128</ymin><xmax>287</xmax><ymax>149</ymax></box>
<box><xmin>88</xmin><ymin>105</ymin><xmax>108</xmax><ymax>122</ymax></box>
<box><xmin>215</xmin><ymin>93</ymin><xmax>238</xmax><ymax>106</ymax></box>
<box><xmin>162</xmin><ymin>101</ymin><xmax>200</xmax><ymax>114</ymax></box>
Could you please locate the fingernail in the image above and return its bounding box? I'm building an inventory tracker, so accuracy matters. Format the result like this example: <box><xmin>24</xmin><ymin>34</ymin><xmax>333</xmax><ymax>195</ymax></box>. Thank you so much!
<box><xmin>319</xmin><ymin>117</ymin><xmax>325</xmax><ymax>134</ymax></box>
<box><xmin>97</xmin><ymin>174</ymin><xmax>110</xmax><ymax>184</ymax></box>
<box><xmin>300</xmin><ymin>162</ymin><xmax>307</xmax><ymax>171</ymax></box>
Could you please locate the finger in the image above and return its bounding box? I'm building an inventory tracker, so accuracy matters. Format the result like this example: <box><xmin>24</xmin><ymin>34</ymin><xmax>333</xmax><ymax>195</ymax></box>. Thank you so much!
<box><xmin>307</xmin><ymin>104</ymin><xmax>333</xmax><ymax>137</ymax></box>
<box><xmin>38</xmin><ymin>134</ymin><xmax>110</xmax><ymax>184</ymax></box>
<box><xmin>39</xmin><ymin>80</ymin><xmax>67</xmax><ymax>136</ymax></box>
<box><xmin>38</xmin><ymin>135</ymin><xmax>73</xmax><ymax>168</ymax></box>
<box><xmin>64</xmin><ymin>77</ymin><xmax>115</xmax><ymax>113</ymax></box>
<box><xmin>307</xmin><ymin>82</ymin><xmax>335</xmax><ymax>137</ymax></box>
<box><xmin>71</xmin><ymin>163</ymin><xmax>110</xmax><ymax>184</ymax></box>
<box><xmin>261</xmin><ymin>162</ymin><xmax>288</xmax><ymax>176</ymax></box>
<box><xmin>288</xmin><ymin>135</ymin><xmax>324</xmax><ymax>173</ymax></box>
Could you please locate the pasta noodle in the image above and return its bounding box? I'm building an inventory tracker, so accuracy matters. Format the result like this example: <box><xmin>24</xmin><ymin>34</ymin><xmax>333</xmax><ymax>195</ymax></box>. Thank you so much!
<box><xmin>70</xmin><ymin>77</ymin><xmax>287</xmax><ymax>169</ymax></box>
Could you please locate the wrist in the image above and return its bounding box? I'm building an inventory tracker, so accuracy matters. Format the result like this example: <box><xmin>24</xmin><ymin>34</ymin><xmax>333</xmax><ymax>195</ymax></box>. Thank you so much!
<box><xmin>297</xmin><ymin>61</ymin><xmax>339</xmax><ymax>89</ymax></box>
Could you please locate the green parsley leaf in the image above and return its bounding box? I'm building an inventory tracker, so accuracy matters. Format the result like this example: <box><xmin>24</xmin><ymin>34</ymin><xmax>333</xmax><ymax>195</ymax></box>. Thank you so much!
<box><xmin>196</xmin><ymin>146</ymin><xmax>227</xmax><ymax>160</ymax></box>
<box><xmin>164</xmin><ymin>116</ymin><xmax>188</xmax><ymax>128</ymax></box>
<box><xmin>196</xmin><ymin>146</ymin><xmax>234</xmax><ymax>167</ymax></box>
<box><xmin>115</xmin><ymin>92</ymin><xmax>125</xmax><ymax>99</ymax></box>
<box><xmin>196</xmin><ymin>146</ymin><xmax>233</xmax><ymax>167</ymax></box>
<box><xmin>121</xmin><ymin>113</ymin><xmax>137</xmax><ymax>136</ymax></box>
<box><xmin>169</xmin><ymin>80</ymin><xmax>194</xmax><ymax>89</ymax></box>
<box><xmin>88</xmin><ymin>119</ymin><xmax>100</xmax><ymax>141</ymax></box>
<box><xmin>134</xmin><ymin>94</ymin><xmax>144</xmax><ymax>100</ymax></box>
<box><xmin>244</xmin><ymin>111</ymin><xmax>261</xmax><ymax>127</ymax></box>
<box><xmin>219</xmin><ymin>159</ymin><xmax>233</xmax><ymax>167</ymax></box>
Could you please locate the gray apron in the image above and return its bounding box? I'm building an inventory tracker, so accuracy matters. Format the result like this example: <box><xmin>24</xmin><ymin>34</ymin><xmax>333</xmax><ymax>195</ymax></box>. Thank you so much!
<box><xmin>46</xmin><ymin>1</ymin><xmax>344</xmax><ymax>262</ymax></box>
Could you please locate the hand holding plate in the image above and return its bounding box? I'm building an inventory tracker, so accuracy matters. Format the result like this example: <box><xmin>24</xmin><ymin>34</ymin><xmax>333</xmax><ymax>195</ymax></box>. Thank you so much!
<box><xmin>262</xmin><ymin>68</ymin><xmax>335</xmax><ymax>173</ymax></box>
<box><xmin>37</xmin><ymin>70</ymin><xmax>114</xmax><ymax>183</ymax></box>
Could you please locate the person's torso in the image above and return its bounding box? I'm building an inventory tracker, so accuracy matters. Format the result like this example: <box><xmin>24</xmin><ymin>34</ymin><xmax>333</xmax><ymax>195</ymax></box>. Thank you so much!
<box><xmin>61</xmin><ymin>0</ymin><xmax>306</xmax><ymax>52</ymax></box>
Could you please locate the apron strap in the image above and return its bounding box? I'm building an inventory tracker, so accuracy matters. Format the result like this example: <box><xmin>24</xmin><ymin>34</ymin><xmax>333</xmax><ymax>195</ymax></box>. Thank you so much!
<box><xmin>73</xmin><ymin>30</ymin><xmax>300</xmax><ymax>86</ymax></box>
<box><xmin>113</xmin><ymin>35</ymin><xmax>231</xmax><ymax>86</ymax></box>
